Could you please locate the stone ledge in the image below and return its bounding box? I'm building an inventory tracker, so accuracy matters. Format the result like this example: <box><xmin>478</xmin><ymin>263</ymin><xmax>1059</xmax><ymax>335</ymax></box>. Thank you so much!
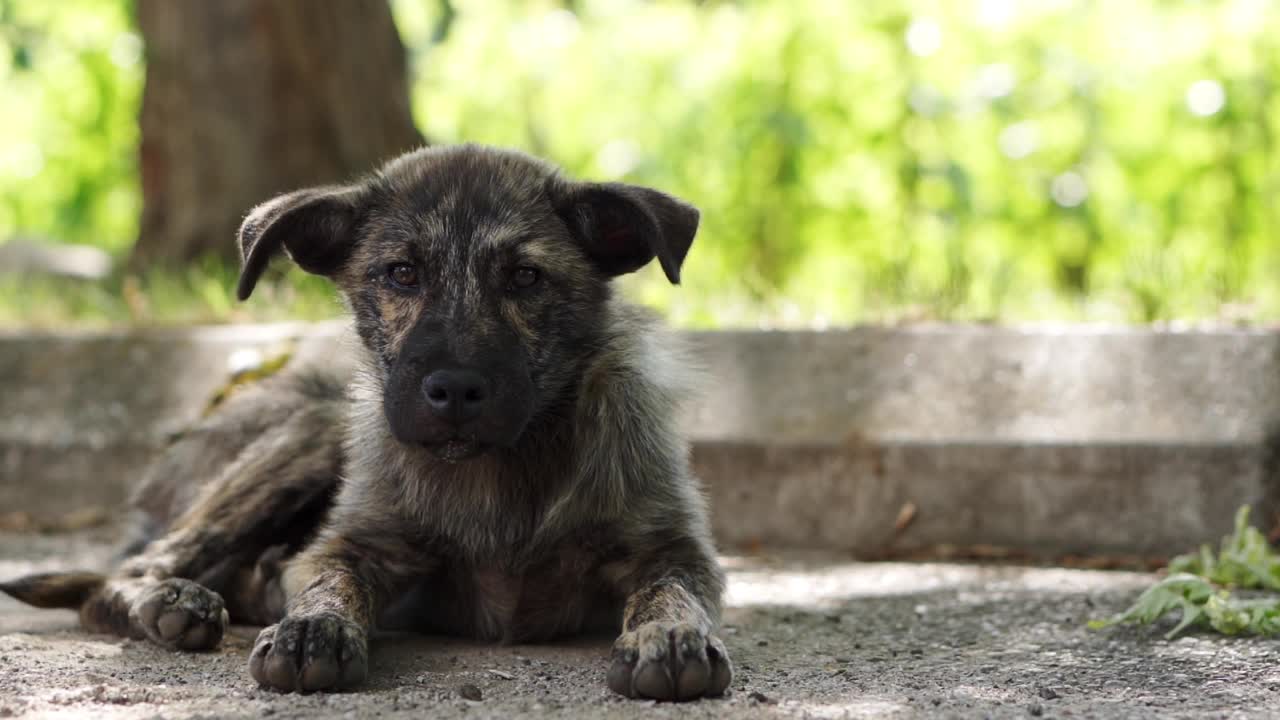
<box><xmin>696</xmin><ymin>440</ymin><xmax>1272</xmax><ymax>556</ymax></box>
<box><xmin>2</xmin><ymin>322</ymin><xmax>1277</xmax><ymax>554</ymax></box>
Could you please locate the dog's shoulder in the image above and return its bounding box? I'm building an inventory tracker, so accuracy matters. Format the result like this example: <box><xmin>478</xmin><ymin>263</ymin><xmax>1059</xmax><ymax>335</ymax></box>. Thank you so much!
<box><xmin>556</xmin><ymin>297</ymin><xmax>705</xmax><ymax>520</ymax></box>
<box><xmin>578</xmin><ymin>297</ymin><xmax>700</xmax><ymax>417</ymax></box>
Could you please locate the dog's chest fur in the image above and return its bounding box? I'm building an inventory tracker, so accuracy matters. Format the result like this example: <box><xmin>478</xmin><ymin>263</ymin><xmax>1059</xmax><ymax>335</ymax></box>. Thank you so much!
<box><xmin>345</xmin><ymin>381</ymin><xmax>629</xmax><ymax>642</ymax></box>
<box><xmin>382</xmin><ymin>531</ymin><xmax>620</xmax><ymax>642</ymax></box>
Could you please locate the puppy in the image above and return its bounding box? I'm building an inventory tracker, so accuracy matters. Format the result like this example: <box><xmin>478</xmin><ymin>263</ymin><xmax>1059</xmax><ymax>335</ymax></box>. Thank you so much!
<box><xmin>2</xmin><ymin>144</ymin><xmax>732</xmax><ymax>701</ymax></box>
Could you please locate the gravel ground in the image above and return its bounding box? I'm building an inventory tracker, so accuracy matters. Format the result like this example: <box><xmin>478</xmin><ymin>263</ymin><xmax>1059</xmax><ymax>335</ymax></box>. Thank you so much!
<box><xmin>1</xmin><ymin>530</ymin><xmax>1277</xmax><ymax>719</ymax></box>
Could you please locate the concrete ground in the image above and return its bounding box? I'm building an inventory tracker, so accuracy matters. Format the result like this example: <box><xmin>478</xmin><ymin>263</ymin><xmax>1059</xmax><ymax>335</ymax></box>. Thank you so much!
<box><xmin>1</xmin><ymin>530</ymin><xmax>1277</xmax><ymax>719</ymax></box>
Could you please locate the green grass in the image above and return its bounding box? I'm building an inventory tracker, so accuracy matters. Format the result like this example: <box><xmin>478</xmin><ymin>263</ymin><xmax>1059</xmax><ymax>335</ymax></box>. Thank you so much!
<box><xmin>2</xmin><ymin>260</ymin><xmax>1277</xmax><ymax>330</ymax></box>
<box><xmin>1090</xmin><ymin>506</ymin><xmax>1280</xmax><ymax>639</ymax></box>
<box><xmin>0</xmin><ymin>263</ymin><xmax>345</xmax><ymax>329</ymax></box>
<box><xmin>0</xmin><ymin>265</ymin><xmax>817</xmax><ymax>329</ymax></box>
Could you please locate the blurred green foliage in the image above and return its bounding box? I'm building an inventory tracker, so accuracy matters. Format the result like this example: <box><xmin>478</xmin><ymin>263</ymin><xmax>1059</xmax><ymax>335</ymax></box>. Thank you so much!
<box><xmin>0</xmin><ymin>0</ymin><xmax>140</xmax><ymax>254</ymax></box>
<box><xmin>1</xmin><ymin>0</ymin><xmax>1278</xmax><ymax>327</ymax></box>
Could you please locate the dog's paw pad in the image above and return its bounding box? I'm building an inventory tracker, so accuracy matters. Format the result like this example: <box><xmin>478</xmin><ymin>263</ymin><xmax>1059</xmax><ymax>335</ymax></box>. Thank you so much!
<box><xmin>130</xmin><ymin>578</ymin><xmax>227</xmax><ymax>651</ymax></box>
<box><xmin>248</xmin><ymin>612</ymin><xmax>367</xmax><ymax>693</ymax></box>
<box><xmin>608</xmin><ymin>622</ymin><xmax>733</xmax><ymax>701</ymax></box>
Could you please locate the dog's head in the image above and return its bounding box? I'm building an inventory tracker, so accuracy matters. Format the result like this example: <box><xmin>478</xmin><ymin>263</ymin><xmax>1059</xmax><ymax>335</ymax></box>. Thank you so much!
<box><xmin>236</xmin><ymin>144</ymin><xmax>698</xmax><ymax>462</ymax></box>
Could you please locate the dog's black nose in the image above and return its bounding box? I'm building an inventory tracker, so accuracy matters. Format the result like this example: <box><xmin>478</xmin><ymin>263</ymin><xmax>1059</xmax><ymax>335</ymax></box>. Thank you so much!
<box><xmin>422</xmin><ymin>369</ymin><xmax>490</xmax><ymax>424</ymax></box>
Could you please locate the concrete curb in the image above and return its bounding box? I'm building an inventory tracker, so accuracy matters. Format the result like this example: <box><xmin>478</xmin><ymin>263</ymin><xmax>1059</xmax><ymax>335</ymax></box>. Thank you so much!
<box><xmin>2</xmin><ymin>322</ymin><xmax>1276</xmax><ymax>554</ymax></box>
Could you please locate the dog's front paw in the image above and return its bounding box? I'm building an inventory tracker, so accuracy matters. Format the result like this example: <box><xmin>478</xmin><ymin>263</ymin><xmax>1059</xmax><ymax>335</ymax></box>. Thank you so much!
<box><xmin>129</xmin><ymin>578</ymin><xmax>228</xmax><ymax>650</ymax></box>
<box><xmin>607</xmin><ymin>622</ymin><xmax>732</xmax><ymax>701</ymax></box>
<box><xmin>248</xmin><ymin>612</ymin><xmax>368</xmax><ymax>693</ymax></box>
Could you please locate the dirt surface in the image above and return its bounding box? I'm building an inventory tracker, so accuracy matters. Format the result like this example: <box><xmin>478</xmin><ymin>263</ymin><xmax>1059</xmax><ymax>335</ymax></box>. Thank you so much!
<box><xmin>1</xmin><ymin>530</ymin><xmax>1277</xmax><ymax>719</ymax></box>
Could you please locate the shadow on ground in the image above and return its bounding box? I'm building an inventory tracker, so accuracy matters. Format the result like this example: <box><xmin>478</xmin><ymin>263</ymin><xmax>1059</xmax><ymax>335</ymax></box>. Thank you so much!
<box><xmin>1</xmin><ymin>534</ymin><xmax>1277</xmax><ymax>719</ymax></box>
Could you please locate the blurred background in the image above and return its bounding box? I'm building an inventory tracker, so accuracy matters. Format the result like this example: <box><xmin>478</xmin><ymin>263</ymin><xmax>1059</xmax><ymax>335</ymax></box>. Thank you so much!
<box><xmin>0</xmin><ymin>0</ymin><xmax>1276</xmax><ymax>329</ymax></box>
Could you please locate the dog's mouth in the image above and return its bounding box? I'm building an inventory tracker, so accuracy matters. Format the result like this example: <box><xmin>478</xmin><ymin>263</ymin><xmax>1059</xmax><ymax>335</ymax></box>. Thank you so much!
<box><xmin>428</xmin><ymin>435</ymin><xmax>486</xmax><ymax>463</ymax></box>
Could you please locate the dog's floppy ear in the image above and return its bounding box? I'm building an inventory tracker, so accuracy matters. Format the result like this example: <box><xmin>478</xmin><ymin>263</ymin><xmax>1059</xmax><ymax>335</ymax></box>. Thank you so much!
<box><xmin>236</xmin><ymin>184</ymin><xmax>367</xmax><ymax>301</ymax></box>
<box><xmin>555</xmin><ymin>181</ymin><xmax>700</xmax><ymax>285</ymax></box>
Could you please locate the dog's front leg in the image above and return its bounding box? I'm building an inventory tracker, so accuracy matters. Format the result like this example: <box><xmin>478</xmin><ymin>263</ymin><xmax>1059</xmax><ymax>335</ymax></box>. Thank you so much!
<box><xmin>248</xmin><ymin>526</ymin><xmax>430</xmax><ymax>693</ymax></box>
<box><xmin>604</xmin><ymin>543</ymin><xmax>733</xmax><ymax>701</ymax></box>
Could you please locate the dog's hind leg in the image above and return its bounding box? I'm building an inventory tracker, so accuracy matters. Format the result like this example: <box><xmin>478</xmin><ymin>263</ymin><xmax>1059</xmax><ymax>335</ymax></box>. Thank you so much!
<box><xmin>2</xmin><ymin>369</ymin><xmax>346</xmax><ymax>650</ymax></box>
<box><xmin>110</xmin><ymin>397</ymin><xmax>343</xmax><ymax>648</ymax></box>
<box><xmin>119</xmin><ymin>400</ymin><xmax>343</xmax><ymax>583</ymax></box>
<box><xmin>2</xmin><ymin>545</ymin><xmax>295</xmax><ymax>652</ymax></box>
<box><xmin>0</xmin><ymin>564</ymin><xmax>231</xmax><ymax>650</ymax></box>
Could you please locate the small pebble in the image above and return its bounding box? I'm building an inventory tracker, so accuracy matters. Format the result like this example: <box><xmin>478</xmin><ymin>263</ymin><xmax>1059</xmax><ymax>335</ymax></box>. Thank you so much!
<box><xmin>757</xmin><ymin>640</ymin><xmax>769</xmax><ymax>647</ymax></box>
<box><xmin>1039</xmin><ymin>687</ymin><xmax>1060</xmax><ymax>700</ymax></box>
<box><xmin>1029</xmin><ymin>703</ymin><xmax>1044</xmax><ymax>717</ymax></box>
<box><xmin>458</xmin><ymin>684</ymin><xmax>482</xmax><ymax>701</ymax></box>
<box><xmin>747</xmin><ymin>691</ymin><xmax>776</xmax><ymax>705</ymax></box>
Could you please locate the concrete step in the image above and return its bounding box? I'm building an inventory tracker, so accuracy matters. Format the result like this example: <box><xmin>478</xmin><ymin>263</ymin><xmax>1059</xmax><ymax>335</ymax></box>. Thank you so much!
<box><xmin>2</xmin><ymin>322</ymin><xmax>1276</xmax><ymax>554</ymax></box>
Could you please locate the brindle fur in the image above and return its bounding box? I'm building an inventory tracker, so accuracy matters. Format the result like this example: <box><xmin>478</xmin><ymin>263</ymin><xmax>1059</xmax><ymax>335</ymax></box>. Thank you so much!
<box><xmin>0</xmin><ymin>144</ymin><xmax>731</xmax><ymax>701</ymax></box>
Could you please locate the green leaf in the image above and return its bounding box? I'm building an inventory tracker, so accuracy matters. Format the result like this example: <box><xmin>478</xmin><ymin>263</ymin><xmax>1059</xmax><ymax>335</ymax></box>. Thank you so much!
<box><xmin>1089</xmin><ymin>574</ymin><xmax>1214</xmax><ymax>639</ymax></box>
<box><xmin>1092</xmin><ymin>505</ymin><xmax>1280</xmax><ymax>639</ymax></box>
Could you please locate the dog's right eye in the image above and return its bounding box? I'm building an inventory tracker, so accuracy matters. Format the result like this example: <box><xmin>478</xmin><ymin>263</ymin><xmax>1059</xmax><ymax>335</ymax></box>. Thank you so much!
<box><xmin>387</xmin><ymin>263</ymin><xmax>419</xmax><ymax>289</ymax></box>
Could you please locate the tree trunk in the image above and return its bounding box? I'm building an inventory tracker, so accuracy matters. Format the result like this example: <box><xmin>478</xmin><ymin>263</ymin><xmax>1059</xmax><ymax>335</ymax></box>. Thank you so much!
<box><xmin>130</xmin><ymin>0</ymin><xmax>423</xmax><ymax>269</ymax></box>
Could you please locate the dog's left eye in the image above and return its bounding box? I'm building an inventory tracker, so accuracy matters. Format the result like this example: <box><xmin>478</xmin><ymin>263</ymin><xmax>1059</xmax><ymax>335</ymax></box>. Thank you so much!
<box><xmin>510</xmin><ymin>266</ymin><xmax>540</xmax><ymax>290</ymax></box>
<box><xmin>387</xmin><ymin>263</ymin><xmax>419</xmax><ymax>289</ymax></box>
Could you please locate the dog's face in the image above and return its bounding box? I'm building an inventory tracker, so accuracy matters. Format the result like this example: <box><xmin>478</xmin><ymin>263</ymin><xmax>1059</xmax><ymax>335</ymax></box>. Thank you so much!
<box><xmin>235</xmin><ymin>145</ymin><xmax>698</xmax><ymax>461</ymax></box>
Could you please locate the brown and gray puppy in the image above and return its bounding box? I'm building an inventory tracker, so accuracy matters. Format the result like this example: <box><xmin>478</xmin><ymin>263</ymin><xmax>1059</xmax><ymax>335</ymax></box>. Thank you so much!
<box><xmin>1</xmin><ymin>144</ymin><xmax>731</xmax><ymax>701</ymax></box>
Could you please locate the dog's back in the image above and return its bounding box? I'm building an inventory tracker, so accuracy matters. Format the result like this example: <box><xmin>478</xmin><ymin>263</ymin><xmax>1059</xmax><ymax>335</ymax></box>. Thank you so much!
<box><xmin>127</xmin><ymin>366</ymin><xmax>348</xmax><ymax>550</ymax></box>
